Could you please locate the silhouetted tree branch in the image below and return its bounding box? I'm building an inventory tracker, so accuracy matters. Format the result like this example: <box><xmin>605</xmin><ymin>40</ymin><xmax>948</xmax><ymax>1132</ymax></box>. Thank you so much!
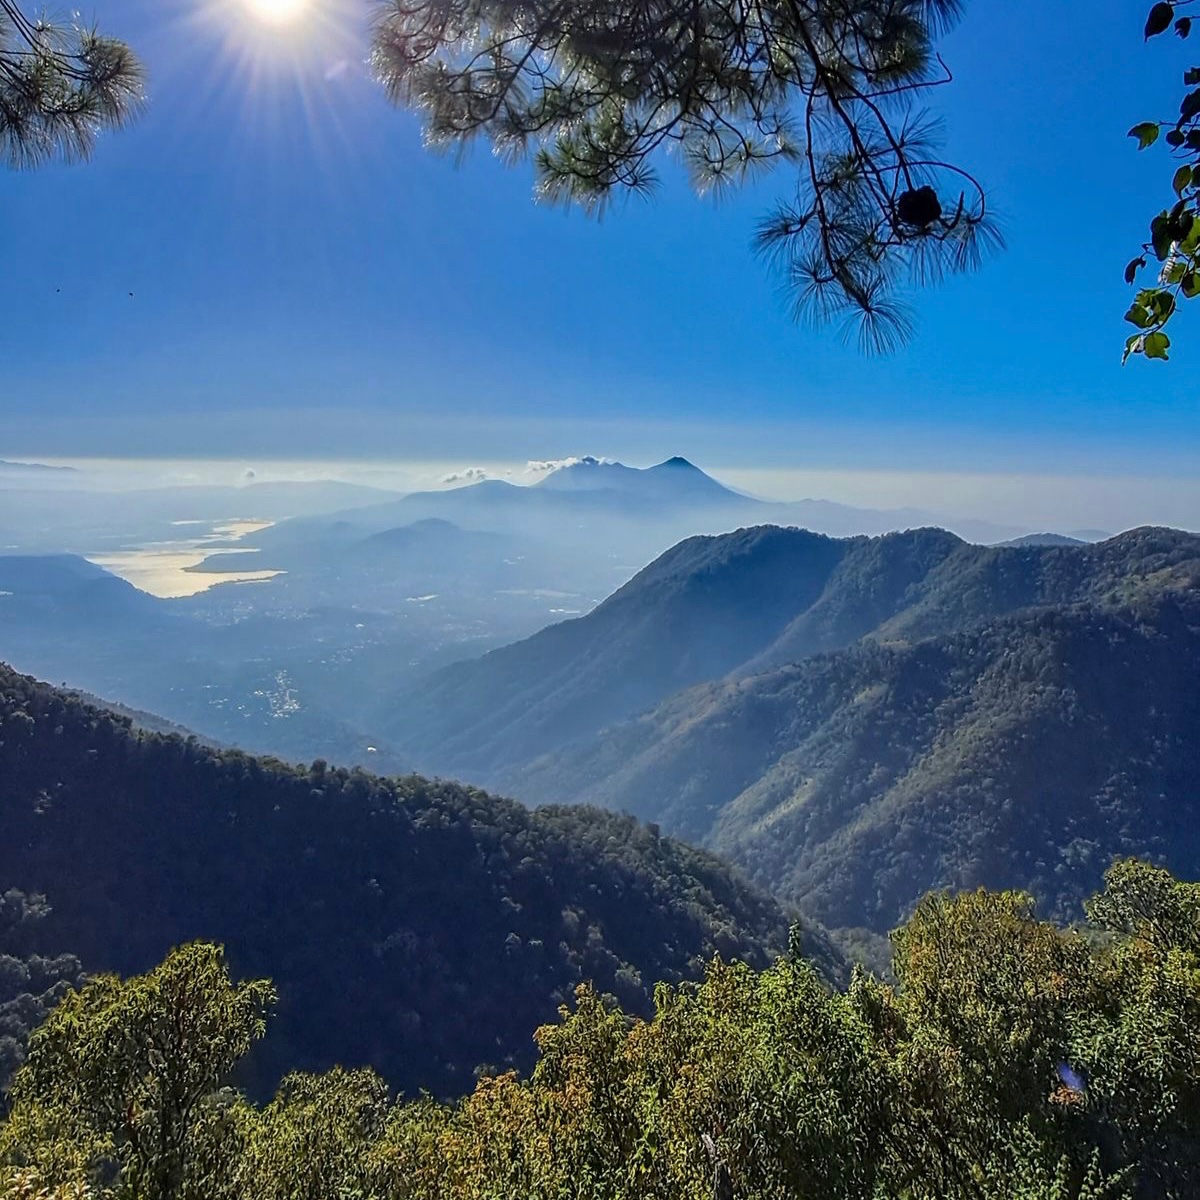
<box><xmin>371</xmin><ymin>0</ymin><xmax>1000</xmax><ymax>351</ymax></box>
<box><xmin>0</xmin><ymin>0</ymin><xmax>143</xmax><ymax>169</ymax></box>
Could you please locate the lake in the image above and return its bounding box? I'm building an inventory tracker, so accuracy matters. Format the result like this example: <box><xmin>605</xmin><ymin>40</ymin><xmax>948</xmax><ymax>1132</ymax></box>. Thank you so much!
<box><xmin>88</xmin><ymin>519</ymin><xmax>285</xmax><ymax>598</ymax></box>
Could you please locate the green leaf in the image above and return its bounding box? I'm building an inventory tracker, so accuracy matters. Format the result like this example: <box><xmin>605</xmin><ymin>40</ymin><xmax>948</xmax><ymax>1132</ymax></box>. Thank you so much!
<box><xmin>1124</xmin><ymin>302</ymin><xmax>1153</xmax><ymax>328</ymax></box>
<box><xmin>1178</xmin><ymin>16</ymin><xmax>1193</xmax><ymax>36</ymax></box>
<box><xmin>1125</xmin><ymin>256</ymin><xmax>1146</xmax><ymax>284</ymax></box>
<box><xmin>1123</xmin><ymin>333</ymin><xmax>1145</xmax><ymax>363</ymax></box>
<box><xmin>1152</xmin><ymin>213</ymin><xmax>1175</xmax><ymax>259</ymax></box>
<box><xmin>1144</xmin><ymin>331</ymin><xmax>1171</xmax><ymax>358</ymax></box>
<box><xmin>1129</xmin><ymin>121</ymin><xmax>1161</xmax><ymax>149</ymax></box>
<box><xmin>1182</xmin><ymin>271</ymin><xmax>1199</xmax><ymax>297</ymax></box>
<box><xmin>1174</xmin><ymin>165</ymin><xmax>1194</xmax><ymax>195</ymax></box>
<box><xmin>1147</xmin><ymin>2</ymin><xmax>1174</xmax><ymax>38</ymax></box>
<box><xmin>1152</xmin><ymin>290</ymin><xmax>1178</xmax><ymax>318</ymax></box>
<box><xmin>1182</xmin><ymin>88</ymin><xmax>1200</xmax><ymax>121</ymax></box>
<box><xmin>1167</xmin><ymin>128</ymin><xmax>1187</xmax><ymax>147</ymax></box>
<box><xmin>1186</xmin><ymin>67</ymin><xmax>1200</xmax><ymax>85</ymax></box>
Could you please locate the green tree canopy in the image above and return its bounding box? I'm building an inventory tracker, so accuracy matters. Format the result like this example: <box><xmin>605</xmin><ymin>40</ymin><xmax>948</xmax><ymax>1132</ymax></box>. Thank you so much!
<box><xmin>0</xmin><ymin>944</ymin><xmax>273</xmax><ymax>1200</ymax></box>
<box><xmin>0</xmin><ymin>889</ymin><xmax>83</xmax><ymax>1097</ymax></box>
<box><xmin>3</xmin><ymin>862</ymin><xmax>1199</xmax><ymax>1200</ymax></box>
<box><xmin>371</xmin><ymin>0</ymin><xmax>999</xmax><ymax>350</ymax></box>
<box><xmin>0</xmin><ymin>0</ymin><xmax>142</xmax><ymax>169</ymax></box>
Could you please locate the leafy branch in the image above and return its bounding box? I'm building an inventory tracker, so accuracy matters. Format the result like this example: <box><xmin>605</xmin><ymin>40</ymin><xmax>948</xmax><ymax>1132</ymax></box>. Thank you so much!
<box><xmin>1123</xmin><ymin>1</ymin><xmax>1200</xmax><ymax>361</ymax></box>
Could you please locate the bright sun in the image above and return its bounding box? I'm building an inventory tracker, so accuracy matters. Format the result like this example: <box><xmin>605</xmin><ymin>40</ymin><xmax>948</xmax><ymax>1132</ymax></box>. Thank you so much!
<box><xmin>245</xmin><ymin>0</ymin><xmax>309</xmax><ymax>24</ymax></box>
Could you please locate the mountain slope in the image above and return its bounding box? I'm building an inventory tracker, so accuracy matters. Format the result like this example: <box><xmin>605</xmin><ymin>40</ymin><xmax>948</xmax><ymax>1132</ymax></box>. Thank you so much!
<box><xmin>0</xmin><ymin>665</ymin><xmax>791</xmax><ymax>1097</ymax></box>
<box><xmin>508</xmin><ymin>589</ymin><xmax>1200</xmax><ymax>936</ymax></box>
<box><xmin>733</xmin><ymin>527</ymin><xmax>967</xmax><ymax>674</ymax></box>
<box><xmin>388</xmin><ymin>526</ymin><xmax>853</xmax><ymax>778</ymax></box>
<box><xmin>0</xmin><ymin>554</ymin><xmax>168</xmax><ymax>622</ymax></box>
<box><xmin>388</xmin><ymin>526</ymin><xmax>1200</xmax><ymax>787</ymax></box>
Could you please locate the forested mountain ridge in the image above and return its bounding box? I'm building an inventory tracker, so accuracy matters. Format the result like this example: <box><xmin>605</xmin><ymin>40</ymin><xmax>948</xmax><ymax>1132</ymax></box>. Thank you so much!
<box><xmin>865</xmin><ymin>524</ymin><xmax>1200</xmax><ymax>647</ymax></box>
<box><xmin>0</xmin><ymin>665</ymin><xmax>793</xmax><ymax>1097</ymax></box>
<box><xmin>510</xmin><ymin>593</ymin><xmax>1200</xmax><ymax>935</ymax></box>
<box><xmin>387</xmin><ymin>525</ymin><xmax>1200</xmax><ymax>786</ymax></box>
<box><xmin>387</xmin><ymin>525</ymin><xmax>855</xmax><ymax>777</ymax></box>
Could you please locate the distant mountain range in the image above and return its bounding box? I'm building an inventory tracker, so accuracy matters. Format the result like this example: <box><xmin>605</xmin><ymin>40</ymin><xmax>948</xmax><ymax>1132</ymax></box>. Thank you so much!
<box><xmin>190</xmin><ymin>516</ymin><xmax>517</xmax><ymax>577</ymax></box>
<box><xmin>0</xmin><ymin>460</ymin><xmax>76</xmax><ymax>475</ymax></box>
<box><xmin>1</xmin><ymin>480</ymin><xmax>402</xmax><ymax>555</ymax></box>
<box><xmin>996</xmin><ymin>532</ymin><xmax>1097</xmax><ymax>548</ymax></box>
<box><xmin>383</xmin><ymin>525</ymin><xmax>1200</xmax><ymax>936</ymax></box>
<box><xmin>534</xmin><ymin>454</ymin><xmax>749</xmax><ymax>505</ymax></box>
<box><xmin>246</xmin><ymin>457</ymin><xmax>1038</xmax><ymax>567</ymax></box>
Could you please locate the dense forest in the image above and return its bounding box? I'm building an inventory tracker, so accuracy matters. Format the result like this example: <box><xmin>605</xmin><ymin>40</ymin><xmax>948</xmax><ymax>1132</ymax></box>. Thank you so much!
<box><xmin>2</xmin><ymin>861</ymin><xmax>1198</xmax><ymax>1199</ymax></box>
<box><xmin>514</xmin><ymin>595</ymin><xmax>1200</xmax><ymax>934</ymax></box>
<box><xmin>0</xmin><ymin>891</ymin><xmax>83</xmax><ymax>1096</ymax></box>
<box><xmin>0</xmin><ymin>665</ymin><xmax>795</xmax><ymax>1097</ymax></box>
<box><xmin>404</xmin><ymin>526</ymin><xmax>1200</xmax><ymax>935</ymax></box>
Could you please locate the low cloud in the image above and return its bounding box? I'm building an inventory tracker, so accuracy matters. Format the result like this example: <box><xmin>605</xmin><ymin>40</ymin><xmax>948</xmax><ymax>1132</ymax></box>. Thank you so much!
<box><xmin>440</xmin><ymin>467</ymin><xmax>489</xmax><ymax>485</ymax></box>
<box><xmin>523</xmin><ymin>456</ymin><xmax>609</xmax><ymax>477</ymax></box>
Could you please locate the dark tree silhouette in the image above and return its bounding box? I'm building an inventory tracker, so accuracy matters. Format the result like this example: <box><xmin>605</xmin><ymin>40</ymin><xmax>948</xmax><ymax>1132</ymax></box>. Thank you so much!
<box><xmin>0</xmin><ymin>0</ymin><xmax>142</xmax><ymax>169</ymax></box>
<box><xmin>371</xmin><ymin>0</ymin><xmax>1000</xmax><ymax>350</ymax></box>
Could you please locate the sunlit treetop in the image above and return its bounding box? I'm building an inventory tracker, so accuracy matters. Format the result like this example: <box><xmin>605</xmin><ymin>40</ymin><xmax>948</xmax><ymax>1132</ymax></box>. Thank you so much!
<box><xmin>371</xmin><ymin>0</ymin><xmax>1001</xmax><ymax>350</ymax></box>
<box><xmin>0</xmin><ymin>0</ymin><xmax>143</xmax><ymax>169</ymax></box>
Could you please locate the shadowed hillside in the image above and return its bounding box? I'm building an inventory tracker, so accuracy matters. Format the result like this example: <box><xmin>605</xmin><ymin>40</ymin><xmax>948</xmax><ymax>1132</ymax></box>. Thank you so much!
<box><xmin>387</xmin><ymin>526</ymin><xmax>854</xmax><ymax>777</ymax></box>
<box><xmin>511</xmin><ymin>584</ymin><xmax>1200</xmax><ymax>933</ymax></box>
<box><xmin>0</xmin><ymin>665</ymin><xmax>795</xmax><ymax>1097</ymax></box>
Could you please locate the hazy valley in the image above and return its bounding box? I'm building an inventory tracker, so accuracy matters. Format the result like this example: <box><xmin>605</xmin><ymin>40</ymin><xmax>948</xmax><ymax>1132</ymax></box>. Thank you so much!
<box><xmin>4</xmin><ymin>455</ymin><xmax>1195</xmax><ymax>953</ymax></box>
<box><xmin>0</xmin><ymin>456</ymin><xmax>1054</xmax><ymax>768</ymax></box>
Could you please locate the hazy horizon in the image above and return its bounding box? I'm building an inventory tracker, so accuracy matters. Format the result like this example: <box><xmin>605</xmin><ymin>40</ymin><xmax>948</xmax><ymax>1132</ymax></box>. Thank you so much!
<box><xmin>3</xmin><ymin>451</ymin><xmax>1198</xmax><ymax>535</ymax></box>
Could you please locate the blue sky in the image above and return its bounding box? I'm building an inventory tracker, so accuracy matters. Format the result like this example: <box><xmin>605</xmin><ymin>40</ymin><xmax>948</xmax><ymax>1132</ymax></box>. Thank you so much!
<box><xmin>2</xmin><ymin>0</ymin><xmax>1198</xmax><ymax>494</ymax></box>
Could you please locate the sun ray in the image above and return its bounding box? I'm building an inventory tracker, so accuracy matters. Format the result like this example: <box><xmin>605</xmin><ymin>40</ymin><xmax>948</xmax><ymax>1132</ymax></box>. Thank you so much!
<box><xmin>245</xmin><ymin>0</ymin><xmax>310</xmax><ymax>25</ymax></box>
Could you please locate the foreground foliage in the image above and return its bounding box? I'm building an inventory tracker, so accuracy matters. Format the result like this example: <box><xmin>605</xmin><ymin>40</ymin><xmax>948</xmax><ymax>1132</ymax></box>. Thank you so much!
<box><xmin>2</xmin><ymin>861</ymin><xmax>1198</xmax><ymax>1199</ymax></box>
<box><xmin>0</xmin><ymin>892</ymin><xmax>83</xmax><ymax>1097</ymax></box>
<box><xmin>1125</xmin><ymin>0</ymin><xmax>1200</xmax><ymax>361</ymax></box>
